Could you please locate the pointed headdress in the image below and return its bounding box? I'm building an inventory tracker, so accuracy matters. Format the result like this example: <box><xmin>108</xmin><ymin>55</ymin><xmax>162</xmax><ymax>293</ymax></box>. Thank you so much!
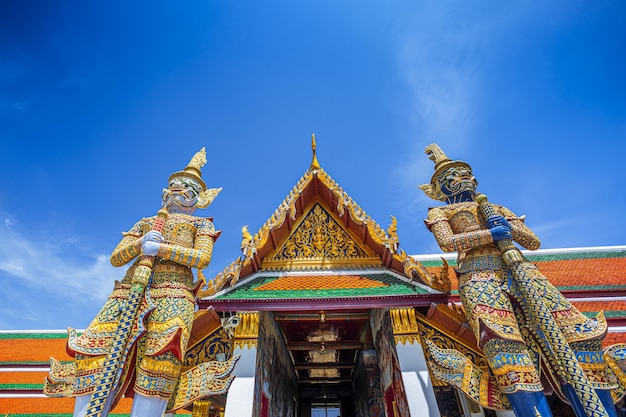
<box><xmin>418</xmin><ymin>143</ymin><xmax>473</xmax><ymax>201</ymax></box>
<box><xmin>168</xmin><ymin>148</ymin><xmax>221</xmax><ymax>209</ymax></box>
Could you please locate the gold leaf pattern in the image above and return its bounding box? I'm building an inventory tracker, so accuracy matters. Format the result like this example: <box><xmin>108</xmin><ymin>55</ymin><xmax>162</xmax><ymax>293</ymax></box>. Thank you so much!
<box><xmin>265</xmin><ymin>203</ymin><xmax>375</xmax><ymax>266</ymax></box>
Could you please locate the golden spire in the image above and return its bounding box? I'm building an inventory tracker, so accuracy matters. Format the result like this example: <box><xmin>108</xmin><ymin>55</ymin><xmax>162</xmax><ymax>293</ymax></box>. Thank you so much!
<box><xmin>310</xmin><ymin>133</ymin><xmax>320</xmax><ymax>170</ymax></box>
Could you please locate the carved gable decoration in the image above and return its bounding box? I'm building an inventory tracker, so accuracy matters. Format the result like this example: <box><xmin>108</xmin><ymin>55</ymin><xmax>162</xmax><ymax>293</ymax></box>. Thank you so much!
<box><xmin>262</xmin><ymin>202</ymin><xmax>381</xmax><ymax>270</ymax></box>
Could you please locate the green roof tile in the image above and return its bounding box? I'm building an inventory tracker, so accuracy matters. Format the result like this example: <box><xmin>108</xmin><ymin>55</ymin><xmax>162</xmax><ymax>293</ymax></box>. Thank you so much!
<box><xmin>0</xmin><ymin>333</ymin><xmax>68</xmax><ymax>340</ymax></box>
<box><xmin>558</xmin><ymin>285</ymin><xmax>626</xmax><ymax>292</ymax></box>
<box><xmin>582</xmin><ymin>311</ymin><xmax>626</xmax><ymax>319</ymax></box>
<box><xmin>0</xmin><ymin>383</ymin><xmax>42</xmax><ymax>390</ymax></box>
<box><xmin>216</xmin><ymin>272</ymin><xmax>430</xmax><ymax>300</ymax></box>
<box><xmin>419</xmin><ymin>249</ymin><xmax>626</xmax><ymax>267</ymax></box>
<box><xmin>525</xmin><ymin>250</ymin><xmax>626</xmax><ymax>262</ymax></box>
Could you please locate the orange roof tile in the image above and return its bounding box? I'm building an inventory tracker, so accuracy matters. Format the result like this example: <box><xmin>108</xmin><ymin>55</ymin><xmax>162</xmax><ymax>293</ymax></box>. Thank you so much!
<box><xmin>255</xmin><ymin>275</ymin><xmax>387</xmax><ymax>291</ymax></box>
<box><xmin>0</xmin><ymin>397</ymin><xmax>192</xmax><ymax>415</ymax></box>
<box><xmin>0</xmin><ymin>337</ymin><xmax>71</xmax><ymax>363</ymax></box>
<box><xmin>536</xmin><ymin>258</ymin><xmax>626</xmax><ymax>287</ymax></box>
<box><xmin>0</xmin><ymin>371</ymin><xmax>47</xmax><ymax>385</ymax></box>
<box><xmin>0</xmin><ymin>397</ymin><xmax>133</xmax><ymax>414</ymax></box>
<box><xmin>570</xmin><ymin>300</ymin><xmax>626</xmax><ymax>317</ymax></box>
<box><xmin>604</xmin><ymin>332</ymin><xmax>626</xmax><ymax>347</ymax></box>
<box><xmin>426</xmin><ymin>256</ymin><xmax>626</xmax><ymax>293</ymax></box>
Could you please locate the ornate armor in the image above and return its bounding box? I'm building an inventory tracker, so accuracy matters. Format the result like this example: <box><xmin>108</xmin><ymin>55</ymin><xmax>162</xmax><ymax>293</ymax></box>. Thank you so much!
<box><xmin>420</xmin><ymin>144</ymin><xmax>615</xmax><ymax>417</ymax></box>
<box><xmin>45</xmin><ymin>149</ymin><xmax>226</xmax><ymax>417</ymax></box>
<box><xmin>67</xmin><ymin>213</ymin><xmax>219</xmax><ymax>400</ymax></box>
<box><xmin>426</xmin><ymin>201</ymin><xmax>607</xmax><ymax>393</ymax></box>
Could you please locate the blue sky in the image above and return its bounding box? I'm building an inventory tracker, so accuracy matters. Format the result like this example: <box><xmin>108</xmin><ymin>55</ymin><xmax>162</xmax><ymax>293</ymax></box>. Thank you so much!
<box><xmin>1</xmin><ymin>1</ymin><xmax>625</xmax><ymax>330</ymax></box>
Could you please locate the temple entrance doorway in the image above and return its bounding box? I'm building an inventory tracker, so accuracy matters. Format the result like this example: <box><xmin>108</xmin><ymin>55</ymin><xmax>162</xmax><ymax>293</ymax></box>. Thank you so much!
<box><xmin>264</xmin><ymin>310</ymin><xmax>381</xmax><ymax>417</ymax></box>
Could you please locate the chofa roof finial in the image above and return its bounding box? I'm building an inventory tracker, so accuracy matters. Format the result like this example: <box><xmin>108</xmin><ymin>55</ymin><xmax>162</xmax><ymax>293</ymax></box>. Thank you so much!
<box><xmin>310</xmin><ymin>133</ymin><xmax>321</xmax><ymax>170</ymax></box>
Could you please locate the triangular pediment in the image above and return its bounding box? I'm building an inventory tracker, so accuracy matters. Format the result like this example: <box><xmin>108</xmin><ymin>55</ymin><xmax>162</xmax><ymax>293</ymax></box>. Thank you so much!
<box><xmin>262</xmin><ymin>201</ymin><xmax>381</xmax><ymax>270</ymax></box>
<box><xmin>203</xmin><ymin>164</ymin><xmax>447</xmax><ymax>298</ymax></box>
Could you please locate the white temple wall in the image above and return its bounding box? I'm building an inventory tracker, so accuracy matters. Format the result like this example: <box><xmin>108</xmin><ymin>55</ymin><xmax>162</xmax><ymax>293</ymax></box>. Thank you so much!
<box><xmin>396</xmin><ymin>342</ymin><xmax>441</xmax><ymax>417</ymax></box>
<box><xmin>224</xmin><ymin>345</ymin><xmax>257</xmax><ymax>417</ymax></box>
<box><xmin>232</xmin><ymin>345</ymin><xmax>257</xmax><ymax>378</ymax></box>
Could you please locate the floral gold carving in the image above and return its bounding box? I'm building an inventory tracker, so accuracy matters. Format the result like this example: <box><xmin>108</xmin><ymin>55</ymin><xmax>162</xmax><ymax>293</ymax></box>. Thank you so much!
<box><xmin>263</xmin><ymin>202</ymin><xmax>381</xmax><ymax>270</ymax></box>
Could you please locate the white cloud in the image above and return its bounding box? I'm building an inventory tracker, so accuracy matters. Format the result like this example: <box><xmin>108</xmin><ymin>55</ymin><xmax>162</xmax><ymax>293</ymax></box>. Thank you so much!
<box><xmin>388</xmin><ymin>4</ymin><xmax>485</xmax><ymax>235</ymax></box>
<box><xmin>398</xmin><ymin>4</ymin><xmax>485</xmax><ymax>147</ymax></box>
<box><xmin>0</xmin><ymin>214</ymin><xmax>121</xmax><ymax>304</ymax></box>
<box><xmin>397</xmin><ymin>2</ymin><xmax>586</xmax><ymax>148</ymax></box>
<box><xmin>387</xmin><ymin>2</ymin><xmax>586</xmax><ymax>251</ymax></box>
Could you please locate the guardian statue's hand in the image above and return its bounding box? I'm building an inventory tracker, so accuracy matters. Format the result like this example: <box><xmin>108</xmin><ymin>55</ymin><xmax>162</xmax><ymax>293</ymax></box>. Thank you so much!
<box><xmin>142</xmin><ymin>240</ymin><xmax>161</xmax><ymax>256</ymax></box>
<box><xmin>486</xmin><ymin>215</ymin><xmax>511</xmax><ymax>229</ymax></box>
<box><xmin>490</xmin><ymin>225</ymin><xmax>512</xmax><ymax>242</ymax></box>
<box><xmin>487</xmin><ymin>215</ymin><xmax>512</xmax><ymax>242</ymax></box>
<box><xmin>142</xmin><ymin>231</ymin><xmax>164</xmax><ymax>244</ymax></box>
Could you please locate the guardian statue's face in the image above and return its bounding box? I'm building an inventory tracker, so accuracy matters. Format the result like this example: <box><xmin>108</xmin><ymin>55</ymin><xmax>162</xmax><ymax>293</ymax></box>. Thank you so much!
<box><xmin>437</xmin><ymin>166</ymin><xmax>477</xmax><ymax>199</ymax></box>
<box><xmin>162</xmin><ymin>177</ymin><xmax>203</xmax><ymax>214</ymax></box>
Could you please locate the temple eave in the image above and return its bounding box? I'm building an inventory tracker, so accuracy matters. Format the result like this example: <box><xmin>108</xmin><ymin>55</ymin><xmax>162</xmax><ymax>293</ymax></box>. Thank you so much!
<box><xmin>199</xmin><ymin>293</ymin><xmax>448</xmax><ymax>312</ymax></box>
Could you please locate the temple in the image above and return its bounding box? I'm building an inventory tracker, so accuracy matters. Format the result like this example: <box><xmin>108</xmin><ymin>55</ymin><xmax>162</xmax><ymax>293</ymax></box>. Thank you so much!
<box><xmin>1</xmin><ymin>139</ymin><xmax>626</xmax><ymax>417</ymax></box>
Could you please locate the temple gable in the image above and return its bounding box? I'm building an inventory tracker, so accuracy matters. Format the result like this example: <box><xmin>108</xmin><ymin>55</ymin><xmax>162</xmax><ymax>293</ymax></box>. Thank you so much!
<box><xmin>262</xmin><ymin>201</ymin><xmax>381</xmax><ymax>271</ymax></box>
